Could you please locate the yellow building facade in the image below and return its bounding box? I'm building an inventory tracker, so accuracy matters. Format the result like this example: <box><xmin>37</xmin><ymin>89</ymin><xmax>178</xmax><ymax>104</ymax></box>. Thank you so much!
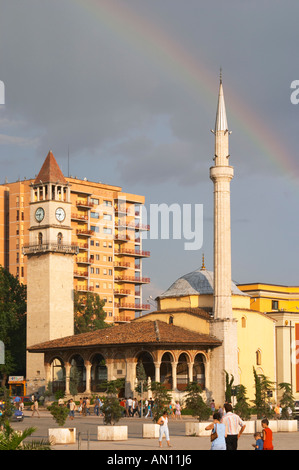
<box><xmin>238</xmin><ymin>283</ymin><xmax>299</xmax><ymax>400</ymax></box>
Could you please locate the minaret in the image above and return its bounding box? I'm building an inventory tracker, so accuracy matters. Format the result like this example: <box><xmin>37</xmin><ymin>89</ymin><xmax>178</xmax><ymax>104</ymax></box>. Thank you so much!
<box><xmin>210</xmin><ymin>72</ymin><xmax>234</xmax><ymax>319</ymax></box>
<box><xmin>209</xmin><ymin>73</ymin><xmax>239</xmax><ymax>403</ymax></box>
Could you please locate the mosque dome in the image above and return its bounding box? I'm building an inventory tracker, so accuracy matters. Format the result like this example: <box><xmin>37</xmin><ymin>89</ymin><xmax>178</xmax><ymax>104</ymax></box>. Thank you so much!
<box><xmin>157</xmin><ymin>267</ymin><xmax>248</xmax><ymax>299</ymax></box>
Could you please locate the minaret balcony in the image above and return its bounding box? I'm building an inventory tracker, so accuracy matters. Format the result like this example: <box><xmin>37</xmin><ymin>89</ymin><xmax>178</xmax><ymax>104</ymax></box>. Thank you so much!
<box><xmin>23</xmin><ymin>242</ymin><xmax>79</xmax><ymax>256</ymax></box>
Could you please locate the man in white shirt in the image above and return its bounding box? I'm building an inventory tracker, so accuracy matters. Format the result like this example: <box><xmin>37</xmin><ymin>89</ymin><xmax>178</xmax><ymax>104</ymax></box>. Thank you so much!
<box><xmin>222</xmin><ymin>403</ymin><xmax>246</xmax><ymax>450</ymax></box>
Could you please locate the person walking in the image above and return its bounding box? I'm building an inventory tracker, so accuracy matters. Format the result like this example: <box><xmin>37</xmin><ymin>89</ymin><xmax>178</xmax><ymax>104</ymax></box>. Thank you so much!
<box><xmin>174</xmin><ymin>401</ymin><xmax>182</xmax><ymax>420</ymax></box>
<box><xmin>222</xmin><ymin>403</ymin><xmax>246</xmax><ymax>450</ymax></box>
<box><xmin>205</xmin><ymin>412</ymin><xmax>227</xmax><ymax>450</ymax></box>
<box><xmin>31</xmin><ymin>398</ymin><xmax>40</xmax><ymax>418</ymax></box>
<box><xmin>157</xmin><ymin>410</ymin><xmax>172</xmax><ymax>448</ymax></box>
<box><xmin>68</xmin><ymin>399</ymin><xmax>76</xmax><ymax>420</ymax></box>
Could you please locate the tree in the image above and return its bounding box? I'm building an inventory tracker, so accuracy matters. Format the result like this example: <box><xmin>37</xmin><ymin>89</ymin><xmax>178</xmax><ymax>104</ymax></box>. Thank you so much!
<box><xmin>252</xmin><ymin>367</ymin><xmax>275</xmax><ymax>419</ymax></box>
<box><xmin>224</xmin><ymin>371</ymin><xmax>234</xmax><ymax>403</ymax></box>
<box><xmin>150</xmin><ymin>381</ymin><xmax>172</xmax><ymax>423</ymax></box>
<box><xmin>184</xmin><ymin>382</ymin><xmax>211</xmax><ymax>422</ymax></box>
<box><xmin>0</xmin><ymin>266</ymin><xmax>27</xmax><ymax>385</ymax></box>
<box><xmin>278</xmin><ymin>382</ymin><xmax>295</xmax><ymax>419</ymax></box>
<box><xmin>234</xmin><ymin>384</ymin><xmax>252</xmax><ymax>420</ymax></box>
<box><xmin>0</xmin><ymin>421</ymin><xmax>51</xmax><ymax>450</ymax></box>
<box><xmin>101</xmin><ymin>379</ymin><xmax>124</xmax><ymax>425</ymax></box>
<box><xmin>135</xmin><ymin>362</ymin><xmax>148</xmax><ymax>394</ymax></box>
<box><xmin>47</xmin><ymin>403</ymin><xmax>70</xmax><ymax>427</ymax></box>
<box><xmin>74</xmin><ymin>291</ymin><xmax>111</xmax><ymax>334</ymax></box>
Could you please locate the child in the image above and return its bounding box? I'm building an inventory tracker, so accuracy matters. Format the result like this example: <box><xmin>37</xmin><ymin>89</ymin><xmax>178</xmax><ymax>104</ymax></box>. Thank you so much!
<box><xmin>252</xmin><ymin>432</ymin><xmax>263</xmax><ymax>450</ymax></box>
<box><xmin>261</xmin><ymin>418</ymin><xmax>274</xmax><ymax>450</ymax></box>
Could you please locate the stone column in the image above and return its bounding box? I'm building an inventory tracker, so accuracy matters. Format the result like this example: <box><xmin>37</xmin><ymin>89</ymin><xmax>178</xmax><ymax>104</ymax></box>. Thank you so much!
<box><xmin>85</xmin><ymin>362</ymin><xmax>91</xmax><ymax>394</ymax></box>
<box><xmin>172</xmin><ymin>361</ymin><xmax>178</xmax><ymax>390</ymax></box>
<box><xmin>188</xmin><ymin>361</ymin><xmax>194</xmax><ymax>383</ymax></box>
<box><xmin>65</xmin><ymin>362</ymin><xmax>71</xmax><ymax>395</ymax></box>
<box><xmin>154</xmin><ymin>361</ymin><xmax>161</xmax><ymax>382</ymax></box>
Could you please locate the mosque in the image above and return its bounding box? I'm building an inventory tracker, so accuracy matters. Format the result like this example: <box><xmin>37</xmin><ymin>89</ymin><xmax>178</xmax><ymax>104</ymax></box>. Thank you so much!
<box><xmin>26</xmin><ymin>77</ymin><xmax>299</xmax><ymax>405</ymax></box>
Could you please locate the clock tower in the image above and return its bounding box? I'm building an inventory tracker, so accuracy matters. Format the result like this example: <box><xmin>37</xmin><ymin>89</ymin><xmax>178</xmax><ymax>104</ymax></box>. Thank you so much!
<box><xmin>24</xmin><ymin>151</ymin><xmax>78</xmax><ymax>394</ymax></box>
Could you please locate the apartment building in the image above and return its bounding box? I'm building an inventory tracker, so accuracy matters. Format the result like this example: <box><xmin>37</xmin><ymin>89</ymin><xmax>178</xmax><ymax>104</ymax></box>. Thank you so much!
<box><xmin>0</xmin><ymin>151</ymin><xmax>150</xmax><ymax>323</ymax></box>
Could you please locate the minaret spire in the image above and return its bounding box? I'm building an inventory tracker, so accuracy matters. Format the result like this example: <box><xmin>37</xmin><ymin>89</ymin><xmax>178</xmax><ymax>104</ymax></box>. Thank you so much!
<box><xmin>215</xmin><ymin>71</ymin><xmax>228</xmax><ymax>132</ymax></box>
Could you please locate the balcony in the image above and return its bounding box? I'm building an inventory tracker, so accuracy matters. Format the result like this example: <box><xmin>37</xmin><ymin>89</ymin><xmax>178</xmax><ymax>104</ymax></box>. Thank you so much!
<box><xmin>115</xmin><ymin>222</ymin><xmax>150</xmax><ymax>231</ymax></box>
<box><xmin>71</xmin><ymin>213</ymin><xmax>88</xmax><ymax>221</ymax></box>
<box><xmin>77</xmin><ymin>242</ymin><xmax>89</xmax><ymax>251</ymax></box>
<box><xmin>114</xmin><ymin>275</ymin><xmax>150</xmax><ymax>284</ymax></box>
<box><xmin>76</xmin><ymin>229</ymin><xmax>93</xmax><ymax>237</ymax></box>
<box><xmin>113</xmin><ymin>315</ymin><xmax>133</xmax><ymax>323</ymax></box>
<box><xmin>115</xmin><ymin>303</ymin><xmax>151</xmax><ymax>311</ymax></box>
<box><xmin>76</xmin><ymin>256</ymin><xmax>92</xmax><ymax>265</ymax></box>
<box><xmin>114</xmin><ymin>261</ymin><xmax>131</xmax><ymax>269</ymax></box>
<box><xmin>115</xmin><ymin>248</ymin><xmax>150</xmax><ymax>258</ymax></box>
<box><xmin>23</xmin><ymin>242</ymin><xmax>79</xmax><ymax>256</ymax></box>
<box><xmin>75</xmin><ymin>286</ymin><xmax>94</xmax><ymax>293</ymax></box>
<box><xmin>74</xmin><ymin>270</ymin><xmax>88</xmax><ymax>278</ymax></box>
<box><xmin>113</xmin><ymin>289</ymin><xmax>131</xmax><ymax>296</ymax></box>
<box><xmin>76</xmin><ymin>200</ymin><xmax>94</xmax><ymax>209</ymax></box>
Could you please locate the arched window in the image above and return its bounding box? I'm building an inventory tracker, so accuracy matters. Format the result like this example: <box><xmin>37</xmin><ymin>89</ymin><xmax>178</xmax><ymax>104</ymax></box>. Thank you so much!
<box><xmin>160</xmin><ymin>352</ymin><xmax>173</xmax><ymax>389</ymax></box>
<box><xmin>136</xmin><ymin>351</ymin><xmax>155</xmax><ymax>382</ymax></box>
<box><xmin>38</xmin><ymin>232</ymin><xmax>43</xmax><ymax>245</ymax></box>
<box><xmin>91</xmin><ymin>353</ymin><xmax>107</xmax><ymax>393</ymax></box>
<box><xmin>70</xmin><ymin>354</ymin><xmax>86</xmax><ymax>393</ymax></box>
<box><xmin>50</xmin><ymin>357</ymin><xmax>66</xmax><ymax>393</ymax></box>
<box><xmin>256</xmin><ymin>349</ymin><xmax>262</xmax><ymax>366</ymax></box>
<box><xmin>193</xmin><ymin>354</ymin><xmax>205</xmax><ymax>389</ymax></box>
<box><xmin>169</xmin><ymin>316</ymin><xmax>174</xmax><ymax>325</ymax></box>
<box><xmin>241</xmin><ymin>316</ymin><xmax>246</xmax><ymax>328</ymax></box>
<box><xmin>177</xmin><ymin>353</ymin><xmax>189</xmax><ymax>391</ymax></box>
<box><xmin>57</xmin><ymin>232</ymin><xmax>63</xmax><ymax>245</ymax></box>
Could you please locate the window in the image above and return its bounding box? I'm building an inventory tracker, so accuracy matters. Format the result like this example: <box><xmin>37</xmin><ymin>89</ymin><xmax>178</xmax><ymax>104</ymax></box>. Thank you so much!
<box><xmin>241</xmin><ymin>317</ymin><xmax>246</xmax><ymax>328</ymax></box>
<box><xmin>90</xmin><ymin>225</ymin><xmax>99</xmax><ymax>233</ymax></box>
<box><xmin>104</xmin><ymin>200</ymin><xmax>112</xmax><ymax>207</ymax></box>
<box><xmin>103</xmin><ymin>227</ymin><xmax>112</xmax><ymax>234</ymax></box>
<box><xmin>38</xmin><ymin>232</ymin><xmax>43</xmax><ymax>245</ymax></box>
<box><xmin>96</xmin><ymin>254</ymin><xmax>100</xmax><ymax>260</ymax></box>
<box><xmin>256</xmin><ymin>349</ymin><xmax>262</xmax><ymax>365</ymax></box>
<box><xmin>96</xmin><ymin>268</ymin><xmax>99</xmax><ymax>274</ymax></box>
<box><xmin>91</xmin><ymin>198</ymin><xmax>99</xmax><ymax>205</ymax></box>
<box><xmin>57</xmin><ymin>232</ymin><xmax>63</xmax><ymax>245</ymax></box>
<box><xmin>272</xmin><ymin>300</ymin><xmax>279</xmax><ymax>310</ymax></box>
<box><xmin>103</xmin><ymin>214</ymin><xmax>112</xmax><ymax>221</ymax></box>
<box><xmin>91</xmin><ymin>212</ymin><xmax>99</xmax><ymax>219</ymax></box>
<box><xmin>108</xmin><ymin>269</ymin><xmax>112</xmax><ymax>276</ymax></box>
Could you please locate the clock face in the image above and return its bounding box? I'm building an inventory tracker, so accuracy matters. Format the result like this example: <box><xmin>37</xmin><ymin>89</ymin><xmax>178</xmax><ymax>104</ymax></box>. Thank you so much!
<box><xmin>35</xmin><ymin>207</ymin><xmax>45</xmax><ymax>222</ymax></box>
<box><xmin>55</xmin><ymin>207</ymin><xmax>66</xmax><ymax>222</ymax></box>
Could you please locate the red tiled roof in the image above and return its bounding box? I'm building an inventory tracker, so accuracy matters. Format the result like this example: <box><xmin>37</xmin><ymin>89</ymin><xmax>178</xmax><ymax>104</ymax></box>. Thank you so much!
<box><xmin>27</xmin><ymin>320</ymin><xmax>221</xmax><ymax>352</ymax></box>
<box><xmin>34</xmin><ymin>151</ymin><xmax>67</xmax><ymax>184</ymax></box>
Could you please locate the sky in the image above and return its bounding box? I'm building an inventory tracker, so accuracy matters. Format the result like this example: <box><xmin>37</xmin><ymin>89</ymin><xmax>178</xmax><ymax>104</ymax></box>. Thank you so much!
<box><xmin>1</xmin><ymin>0</ymin><xmax>299</xmax><ymax>305</ymax></box>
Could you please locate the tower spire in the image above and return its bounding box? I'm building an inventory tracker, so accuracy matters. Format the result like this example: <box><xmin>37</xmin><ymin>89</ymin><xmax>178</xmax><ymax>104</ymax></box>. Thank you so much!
<box><xmin>215</xmin><ymin>71</ymin><xmax>228</xmax><ymax>132</ymax></box>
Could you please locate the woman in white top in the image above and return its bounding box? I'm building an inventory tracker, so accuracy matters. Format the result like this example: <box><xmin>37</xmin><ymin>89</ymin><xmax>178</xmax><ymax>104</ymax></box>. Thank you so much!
<box><xmin>157</xmin><ymin>410</ymin><xmax>172</xmax><ymax>448</ymax></box>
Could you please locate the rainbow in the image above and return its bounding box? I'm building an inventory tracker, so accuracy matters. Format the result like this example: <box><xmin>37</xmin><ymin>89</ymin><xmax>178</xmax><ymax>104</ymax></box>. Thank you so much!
<box><xmin>74</xmin><ymin>0</ymin><xmax>298</xmax><ymax>183</ymax></box>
